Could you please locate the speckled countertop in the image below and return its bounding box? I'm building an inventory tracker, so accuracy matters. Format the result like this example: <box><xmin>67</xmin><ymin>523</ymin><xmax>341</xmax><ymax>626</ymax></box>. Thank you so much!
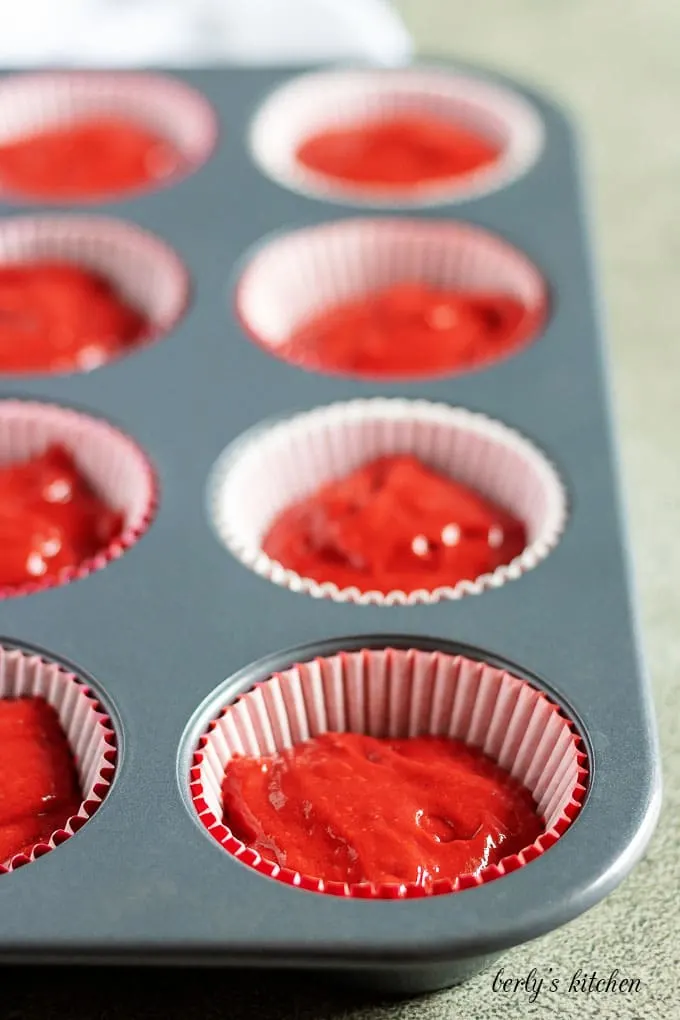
<box><xmin>2</xmin><ymin>2</ymin><xmax>678</xmax><ymax>1018</ymax></box>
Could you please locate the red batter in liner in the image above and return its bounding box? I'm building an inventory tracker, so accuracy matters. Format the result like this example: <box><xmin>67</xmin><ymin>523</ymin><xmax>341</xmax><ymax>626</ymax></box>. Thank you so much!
<box><xmin>222</xmin><ymin>731</ymin><xmax>542</xmax><ymax>891</ymax></box>
<box><xmin>0</xmin><ymin>697</ymin><xmax>81</xmax><ymax>865</ymax></box>
<box><xmin>0</xmin><ymin>115</ymin><xmax>182</xmax><ymax>200</ymax></box>
<box><xmin>0</xmin><ymin>260</ymin><xmax>149</xmax><ymax>373</ymax></box>
<box><xmin>279</xmin><ymin>281</ymin><xmax>527</xmax><ymax>378</ymax></box>
<box><xmin>295</xmin><ymin>113</ymin><xmax>500</xmax><ymax>189</ymax></box>
<box><xmin>262</xmin><ymin>454</ymin><xmax>527</xmax><ymax>594</ymax></box>
<box><xmin>0</xmin><ymin>443</ymin><xmax>123</xmax><ymax>588</ymax></box>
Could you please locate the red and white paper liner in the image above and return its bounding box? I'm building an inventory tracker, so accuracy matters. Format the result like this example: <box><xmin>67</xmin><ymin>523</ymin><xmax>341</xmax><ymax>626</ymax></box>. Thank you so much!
<box><xmin>236</xmin><ymin>218</ymin><xmax>548</xmax><ymax>379</ymax></box>
<box><xmin>190</xmin><ymin>647</ymin><xmax>588</xmax><ymax>898</ymax></box>
<box><xmin>0</xmin><ymin>71</ymin><xmax>218</xmax><ymax>202</ymax></box>
<box><xmin>0</xmin><ymin>215</ymin><xmax>189</xmax><ymax>374</ymax></box>
<box><xmin>249</xmin><ymin>68</ymin><xmax>545</xmax><ymax>207</ymax></box>
<box><xmin>0</xmin><ymin>400</ymin><xmax>157</xmax><ymax>599</ymax></box>
<box><xmin>0</xmin><ymin>642</ymin><xmax>117</xmax><ymax>874</ymax></box>
<box><xmin>208</xmin><ymin>398</ymin><xmax>568</xmax><ymax>606</ymax></box>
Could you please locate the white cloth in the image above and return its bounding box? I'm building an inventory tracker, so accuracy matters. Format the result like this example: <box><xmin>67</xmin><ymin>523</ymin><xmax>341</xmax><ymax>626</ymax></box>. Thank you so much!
<box><xmin>0</xmin><ymin>0</ymin><xmax>412</xmax><ymax>67</ymax></box>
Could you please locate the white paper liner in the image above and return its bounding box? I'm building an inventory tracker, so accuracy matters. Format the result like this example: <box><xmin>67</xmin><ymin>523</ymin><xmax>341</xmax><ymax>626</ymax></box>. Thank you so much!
<box><xmin>0</xmin><ymin>399</ymin><xmax>156</xmax><ymax>598</ymax></box>
<box><xmin>191</xmin><ymin>647</ymin><xmax>587</xmax><ymax>897</ymax></box>
<box><xmin>236</xmin><ymin>218</ymin><xmax>547</xmax><ymax>374</ymax></box>
<box><xmin>0</xmin><ymin>642</ymin><xmax>117</xmax><ymax>873</ymax></box>
<box><xmin>249</xmin><ymin>68</ymin><xmax>545</xmax><ymax>207</ymax></box>
<box><xmin>208</xmin><ymin>398</ymin><xmax>568</xmax><ymax>606</ymax></box>
<box><xmin>0</xmin><ymin>71</ymin><xmax>218</xmax><ymax>201</ymax></box>
<box><xmin>0</xmin><ymin>216</ymin><xmax>189</xmax><ymax>373</ymax></box>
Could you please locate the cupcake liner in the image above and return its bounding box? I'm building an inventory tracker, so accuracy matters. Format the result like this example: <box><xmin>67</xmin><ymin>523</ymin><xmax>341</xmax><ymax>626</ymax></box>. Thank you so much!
<box><xmin>0</xmin><ymin>71</ymin><xmax>218</xmax><ymax>202</ymax></box>
<box><xmin>236</xmin><ymin>218</ymin><xmax>548</xmax><ymax>377</ymax></box>
<box><xmin>0</xmin><ymin>641</ymin><xmax>117</xmax><ymax>873</ymax></box>
<box><xmin>191</xmin><ymin>646</ymin><xmax>587</xmax><ymax>898</ymax></box>
<box><xmin>0</xmin><ymin>215</ymin><xmax>189</xmax><ymax>373</ymax></box>
<box><xmin>249</xmin><ymin>68</ymin><xmax>544</xmax><ymax>207</ymax></box>
<box><xmin>0</xmin><ymin>399</ymin><xmax>156</xmax><ymax>599</ymax></box>
<box><xmin>208</xmin><ymin>398</ymin><xmax>567</xmax><ymax>606</ymax></box>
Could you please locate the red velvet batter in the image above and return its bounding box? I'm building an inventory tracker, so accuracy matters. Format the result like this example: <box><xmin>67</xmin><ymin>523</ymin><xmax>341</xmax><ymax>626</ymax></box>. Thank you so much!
<box><xmin>280</xmin><ymin>282</ymin><xmax>526</xmax><ymax>378</ymax></box>
<box><xmin>0</xmin><ymin>115</ymin><xmax>182</xmax><ymax>200</ymax></box>
<box><xmin>262</xmin><ymin>455</ymin><xmax>527</xmax><ymax>594</ymax></box>
<box><xmin>0</xmin><ymin>697</ymin><xmax>81</xmax><ymax>864</ymax></box>
<box><xmin>295</xmin><ymin>113</ymin><xmax>500</xmax><ymax>188</ymax></box>
<box><xmin>0</xmin><ymin>444</ymin><xmax>123</xmax><ymax>588</ymax></box>
<box><xmin>0</xmin><ymin>260</ymin><xmax>149</xmax><ymax>373</ymax></box>
<box><xmin>222</xmin><ymin>731</ymin><xmax>542</xmax><ymax>890</ymax></box>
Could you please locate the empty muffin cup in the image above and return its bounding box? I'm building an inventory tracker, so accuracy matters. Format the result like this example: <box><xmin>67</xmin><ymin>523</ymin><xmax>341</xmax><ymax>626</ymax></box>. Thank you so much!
<box><xmin>236</xmin><ymin>219</ymin><xmax>548</xmax><ymax>379</ymax></box>
<box><xmin>190</xmin><ymin>644</ymin><xmax>587</xmax><ymax>898</ymax></box>
<box><xmin>0</xmin><ymin>215</ymin><xmax>189</xmax><ymax>375</ymax></box>
<box><xmin>0</xmin><ymin>399</ymin><xmax>156</xmax><ymax>598</ymax></box>
<box><xmin>208</xmin><ymin>398</ymin><xmax>567</xmax><ymax>605</ymax></box>
<box><xmin>249</xmin><ymin>68</ymin><xmax>544</xmax><ymax>207</ymax></box>
<box><xmin>0</xmin><ymin>71</ymin><xmax>218</xmax><ymax>202</ymax></box>
<box><xmin>0</xmin><ymin>640</ymin><xmax>117</xmax><ymax>874</ymax></box>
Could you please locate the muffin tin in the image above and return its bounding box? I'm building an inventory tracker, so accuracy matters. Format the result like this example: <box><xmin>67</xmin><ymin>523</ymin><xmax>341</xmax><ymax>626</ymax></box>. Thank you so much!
<box><xmin>0</xmin><ymin>64</ymin><xmax>661</xmax><ymax>993</ymax></box>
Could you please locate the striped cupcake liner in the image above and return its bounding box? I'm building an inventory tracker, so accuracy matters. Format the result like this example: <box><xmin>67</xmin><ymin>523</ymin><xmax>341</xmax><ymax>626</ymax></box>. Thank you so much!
<box><xmin>0</xmin><ymin>641</ymin><xmax>117</xmax><ymax>874</ymax></box>
<box><xmin>236</xmin><ymin>218</ymin><xmax>548</xmax><ymax>379</ymax></box>
<box><xmin>0</xmin><ymin>399</ymin><xmax>157</xmax><ymax>599</ymax></box>
<box><xmin>208</xmin><ymin>398</ymin><xmax>567</xmax><ymax>605</ymax></box>
<box><xmin>249</xmin><ymin>68</ymin><xmax>544</xmax><ymax>207</ymax></box>
<box><xmin>0</xmin><ymin>71</ymin><xmax>218</xmax><ymax>202</ymax></box>
<box><xmin>191</xmin><ymin>645</ymin><xmax>587</xmax><ymax>898</ymax></box>
<box><xmin>0</xmin><ymin>215</ymin><xmax>189</xmax><ymax>374</ymax></box>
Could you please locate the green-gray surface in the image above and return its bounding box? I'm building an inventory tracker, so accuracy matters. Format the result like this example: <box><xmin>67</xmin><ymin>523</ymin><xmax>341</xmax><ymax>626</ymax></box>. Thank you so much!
<box><xmin>1</xmin><ymin>2</ymin><xmax>678</xmax><ymax>1017</ymax></box>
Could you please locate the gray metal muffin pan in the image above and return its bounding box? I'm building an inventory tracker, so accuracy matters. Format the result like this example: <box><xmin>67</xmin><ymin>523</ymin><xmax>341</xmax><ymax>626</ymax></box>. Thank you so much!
<box><xmin>0</xmin><ymin>64</ymin><xmax>662</xmax><ymax>994</ymax></box>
